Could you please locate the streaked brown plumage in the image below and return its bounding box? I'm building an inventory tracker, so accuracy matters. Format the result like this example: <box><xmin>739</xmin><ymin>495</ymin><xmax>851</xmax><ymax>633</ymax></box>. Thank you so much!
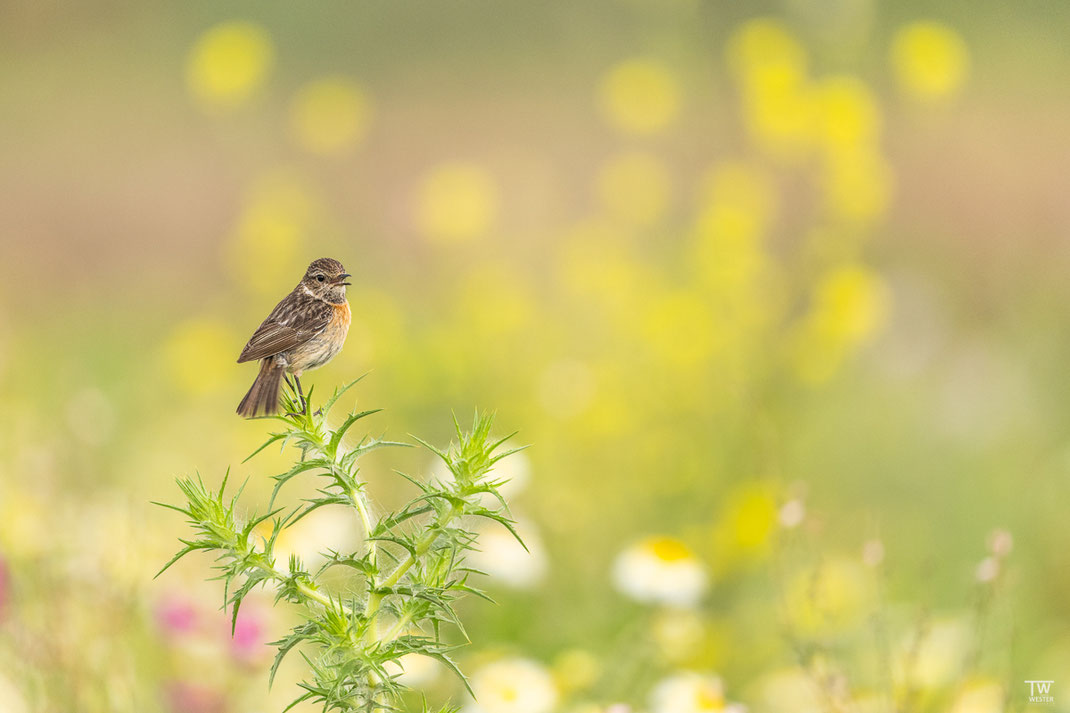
<box><xmin>236</xmin><ymin>258</ymin><xmax>351</xmax><ymax>417</ymax></box>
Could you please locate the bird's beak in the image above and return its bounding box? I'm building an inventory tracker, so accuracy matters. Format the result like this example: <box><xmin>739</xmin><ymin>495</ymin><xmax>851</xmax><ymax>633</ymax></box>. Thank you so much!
<box><xmin>333</xmin><ymin>273</ymin><xmax>352</xmax><ymax>286</ymax></box>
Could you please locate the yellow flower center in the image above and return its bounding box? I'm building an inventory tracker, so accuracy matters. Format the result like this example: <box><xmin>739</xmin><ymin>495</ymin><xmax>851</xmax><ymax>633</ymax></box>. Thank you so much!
<box><xmin>696</xmin><ymin>685</ymin><xmax>726</xmax><ymax>711</ymax></box>
<box><xmin>646</xmin><ymin>536</ymin><xmax>693</xmax><ymax>562</ymax></box>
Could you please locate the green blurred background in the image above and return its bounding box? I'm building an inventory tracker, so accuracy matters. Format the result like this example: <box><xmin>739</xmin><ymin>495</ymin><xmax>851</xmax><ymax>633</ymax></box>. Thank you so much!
<box><xmin>2</xmin><ymin>1</ymin><xmax>1070</xmax><ymax>711</ymax></box>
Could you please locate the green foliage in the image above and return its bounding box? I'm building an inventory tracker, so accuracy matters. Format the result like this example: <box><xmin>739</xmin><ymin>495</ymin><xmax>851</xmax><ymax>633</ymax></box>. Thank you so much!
<box><xmin>157</xmin><ymin>380</ymin><xmax>524</xmax><ymax>712</ymax></box>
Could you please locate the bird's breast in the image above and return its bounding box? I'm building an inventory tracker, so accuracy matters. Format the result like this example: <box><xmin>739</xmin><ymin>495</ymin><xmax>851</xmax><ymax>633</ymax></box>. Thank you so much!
<box><xmin>334</xmin><ymin>300</ymin><xmax>351</xmax><ymax>329</ymax></box>
<box><xmin>287</xmin><ymin>300</ymin><xmax>350</xmax><ymax>373</ymax></box>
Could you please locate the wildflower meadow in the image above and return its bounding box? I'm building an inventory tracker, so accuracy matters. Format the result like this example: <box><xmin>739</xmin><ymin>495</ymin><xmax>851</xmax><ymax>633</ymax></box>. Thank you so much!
<box><xmin>1</xmin><ymin>2</ymin><xmax>1070</xmax><ymax>713</ymax></box>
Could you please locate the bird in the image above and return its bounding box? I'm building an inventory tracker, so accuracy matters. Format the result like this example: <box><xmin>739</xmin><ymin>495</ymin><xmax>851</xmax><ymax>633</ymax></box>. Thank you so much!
<box><xmin>236</xmin><ymin>257</ymin><xmax>352</xmax><ymax>418</ymax></box>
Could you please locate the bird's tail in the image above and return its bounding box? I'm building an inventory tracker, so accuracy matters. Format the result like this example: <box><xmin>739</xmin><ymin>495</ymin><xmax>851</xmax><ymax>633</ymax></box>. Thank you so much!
<box><xmin>237</xmin><ymin>359</ymin><xmax>284</xmax><ymax>418</ymax></box>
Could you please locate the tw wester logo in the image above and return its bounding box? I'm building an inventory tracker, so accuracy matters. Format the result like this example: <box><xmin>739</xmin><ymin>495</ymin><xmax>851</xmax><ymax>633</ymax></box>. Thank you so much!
<box><xmin>1026</xmin><ymin>680</ymin><xmax>1054</xmax><ymax>704</ymax></box>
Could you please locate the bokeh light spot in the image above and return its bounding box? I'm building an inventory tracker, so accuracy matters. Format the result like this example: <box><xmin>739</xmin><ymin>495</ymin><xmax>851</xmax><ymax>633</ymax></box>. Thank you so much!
<box><xmin>289</xmin><ymin>76</ymin><xmax>372</xmax><ymax>157</ymax></box>
<box><xmin>726</xmin><ymin>18</ymin><xmax>808</xmax><ymax>82</ymax></box>
<box><xmin>727</xmin><ymin>18</ymin><xmax>815</xmax><ymax>159</ymax></box>
<box><xmin>820</xmin><ymin>147</ymin><xmax>894</xmax><ymax>226</ymax></box>
<box><xmin>890</xmin><ymin>21</ymin><xmax>970</xmax><ymax>102</ymax></box>
<box><xmin>223</xmin><ymin>168</ymin><xmax>321</xmax><ymax>297</ymax></box>
<box><xmin>814</xmin><ymin>75</ymin><xmax>881</xmax><ymax>150</ymax></box>
<box><xmin>598</xmin><ymin>58</ymin><xmax>681</xmax><ymax>135</ymax></box>
<box><xmin>185</xmin><ymin>21</ymin><xmax>274</xmax><ymax>114</ymax></box>
<box><xmin>788</xmin><ymin>264</ymin><xmax>890</xmax><ymax>383</ymax></box>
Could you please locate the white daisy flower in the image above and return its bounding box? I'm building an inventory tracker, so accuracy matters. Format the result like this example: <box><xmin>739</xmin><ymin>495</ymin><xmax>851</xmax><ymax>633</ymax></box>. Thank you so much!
<box><xmin>468</xmin><ymin>519</ymin><xmax>548</xmax><ymax>589</ymax></box>
<box><xmin>465</xmin><ymin>657</ymin><xmax>559</xmax><ymax>713</ymax></box>
<box><xmin>650</xmin><ymin>671</ymin><xmax>745</xmax><ymax>713</ymax></box>
<box><xmin>612</xmin><ymin>536</ymin><xmax>708</xmax><ymax>607</ymax></box>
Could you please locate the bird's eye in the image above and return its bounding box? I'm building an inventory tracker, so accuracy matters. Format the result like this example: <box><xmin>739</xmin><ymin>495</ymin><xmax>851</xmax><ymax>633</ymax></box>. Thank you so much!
<box><xmin>316</xmin><ymin>274</ymin><xmax>326</xmax><ymax>282</ymax></box>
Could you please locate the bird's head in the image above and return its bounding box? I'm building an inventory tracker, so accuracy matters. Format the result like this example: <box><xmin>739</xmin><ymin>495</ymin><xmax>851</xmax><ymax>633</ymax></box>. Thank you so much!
<box><xmin>302</xmin><ymin>257</ymin><xmax>351</xmax><ymax>304</ymax></box>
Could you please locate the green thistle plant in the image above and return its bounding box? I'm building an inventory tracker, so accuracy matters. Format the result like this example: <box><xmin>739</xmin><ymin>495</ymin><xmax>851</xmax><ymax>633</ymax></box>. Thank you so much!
<box><xmin>156</xmin><ymin>379</ymin><xmax>526</xmax><ymax>713</ymax></box>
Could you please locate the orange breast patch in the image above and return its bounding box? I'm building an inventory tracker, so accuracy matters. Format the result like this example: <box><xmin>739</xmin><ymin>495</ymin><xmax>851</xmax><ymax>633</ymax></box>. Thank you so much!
<box><xmin>333</xmin><ymin>301</ymin><xmax>351</xmax><ymax>328</ymax></box>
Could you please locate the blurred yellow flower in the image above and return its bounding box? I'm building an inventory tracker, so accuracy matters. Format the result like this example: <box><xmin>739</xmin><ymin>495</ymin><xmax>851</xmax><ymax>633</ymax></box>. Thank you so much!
<box><xmin>613</xmin><ymin>536</ymin><xmax>708</xmax><ymax>607</ymax></box>
<box><xmin>416</xmin><ymin>162</ymin><xmax>498</xmax><ymax>244</ymax></box>
<box><xmin>788</xmin><ymin>264</ymin><xmax>890</xmax><ymax>384</ymax></box>
<box><xmin>697</xmin><ymin>161</ymin><xmax>776</xmax><ymax>225</ymax></box>
<box><xmin>714</xmin><ymin>483</ymin><xmax>779</xmax><ymax>565</ymax></box>
<box><xmin>890</xmin><ymin>21</ymin><xmax>970</xmax><ymax>102</ymax></box>
<box><xmin>598</xmin><ymin>58</ymin><xmax>681</xmax><ymax>135</ymax></box>
<box><xmin>785</xmin><ymin>557</ymin><xmax>873</xmax><ymax>634</ymax></box>
<box><xmin>596</xmin><ymin>151</ymin><xmax>673</xmax><ymax>227</ymax></box>
<box><xmin>813</xmin><ymin>76</ymin><xmax>881</xmax><ymax>151</ymax></box>
<box><xmin>223</xmin><ymin>168</ymin><xmax>320</xmax><ymax>296</ymax></box>
<box><xmin>745</xmin><ymin>86</ymin><xmax>817</xmax><ymax>160</ymax></box>
<box><xmin>289</xmin><ymin>76</ymin><xmax>372</xmax><ymax>156</ymax></box>
<box><xmin>812</xmin><ymin>264</ymin><xmax>890</xmax><ymax>344</ymax></box>
<box><xmin>692</xmin><ymin>161</ymin><xmax>776</xmax><ymax>292</ymax></box>
<box><xmin>467</xmin><ymin>658</ymin><xmax>559</xmax><ymax>713</ymax></box>
<box><xmin>949</xmin><ymin>680</ymin><xmax>1004</xmax><ymax>713</ymax></box>
<box><xmin>820</xmin><ymin>146</ymin><xmax>894</xmax><ymax>226</ymax></box>
<box><xmin>552</xmin><ymin>649</ymin><xmax>600</xmax><ymax>693</ymax></box>
<box><xmin>161</xmin><ymin>318</ymin><xmax>234</xmax><ymax>395</ymax></box>
<box><xmin>185</xmin><ymin>21</ymin><xmax>274</xmax><ymax>114</ymax></box>
<box><xmin>726</xmin><ymin>19</ymin><xmax>815</xmax><ymax>159</ymax></box>
<box><xmin>726</xmin><ymin>18</ymin><xmax>808</xmax><ymax>83</ymax></box>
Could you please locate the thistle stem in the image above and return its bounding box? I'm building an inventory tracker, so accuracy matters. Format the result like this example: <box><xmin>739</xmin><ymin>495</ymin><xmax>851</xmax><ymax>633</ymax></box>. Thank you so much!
<box><xmin>255</xmin><ymin>560</ymin><xmax>337</xmax><ymax>611</ymax></box>
<box><xmin>350</xmin><ymin>487</ymin><xmax>377</xmax><ymax>568</ymax></box>
<box><xmin>364</xmin><ymin>504</ymin><xmax>459</xmax><ymax>624</ymax></box>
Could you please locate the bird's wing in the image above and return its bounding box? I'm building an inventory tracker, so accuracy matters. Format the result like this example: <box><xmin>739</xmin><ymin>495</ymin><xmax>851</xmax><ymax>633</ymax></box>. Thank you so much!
<box><xmin>237</xmin><ymin>292</ymin><xmax>332</xmax><ymax>363</ymax></box>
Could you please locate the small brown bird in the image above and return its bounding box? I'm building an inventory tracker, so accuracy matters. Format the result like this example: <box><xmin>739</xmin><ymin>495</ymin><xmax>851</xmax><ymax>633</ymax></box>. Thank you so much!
<box><xmin>236</xmin><ymin>257</ymin><xmax>352</xmax><ymax>417</ymax></box>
